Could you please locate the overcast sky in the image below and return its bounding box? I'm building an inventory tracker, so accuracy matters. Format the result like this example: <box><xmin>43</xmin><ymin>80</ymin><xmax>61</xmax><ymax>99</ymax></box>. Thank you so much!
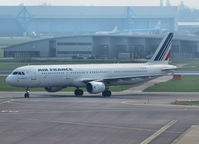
<box><xmin>0</xmin><ymin>0</ymin><xmax>198</xmax><ymax>8</ymax></box>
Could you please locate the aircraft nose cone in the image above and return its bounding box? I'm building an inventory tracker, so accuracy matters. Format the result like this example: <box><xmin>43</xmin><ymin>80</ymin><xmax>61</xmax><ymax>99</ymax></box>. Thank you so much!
<box><xmin>5</xmin><ymin>76</ymin><xmax>12</xmax><ymax>85</ymax></box>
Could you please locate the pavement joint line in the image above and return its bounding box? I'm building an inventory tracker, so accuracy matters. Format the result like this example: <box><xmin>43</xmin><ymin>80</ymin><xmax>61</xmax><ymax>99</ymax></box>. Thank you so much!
<box><xmin>11</xmin><ymin>109</ymin><xmax>144</xmax><ymax>114</ymax></box>
<box><xmin>11</xmin><ymin>108</ymin><xmax>199</xmax><ymax>115</ymax></box>
<box><xmin>37</xmin><ymin>119</ymin><xmax>160</xmax><ymax>132</ymax></box>
<box><xmin>27</xmin><ymin>118</ymin><xmax>180</xmax><ymax>134</ymax></box>
<box><xmin>122</xmin><ymin>100</ymin><xmax>199</xmax><ymax>108</ymax></box>
<box><xmin>140</xmin><ymin>120</ymin><xmax>177</xmax><ymax>144</ymax></box>
<box><xmin>171</xmin><ymin>126</ymin><xmax>191</xmax><ymax>144</ymax></box>
<box><xmin>171</xmin><ymin>125</ymin><xmax>199</xmax><ymax>144</ymax></box>
<box><xmin>28</xmin><ymin>118</ymin><xmax>159</xmax><ymax>132</ymax></box>
<box><xmin>0</xmin><ymin>99</ymin><xmax>14</xmax><ymax>105</ymax></box>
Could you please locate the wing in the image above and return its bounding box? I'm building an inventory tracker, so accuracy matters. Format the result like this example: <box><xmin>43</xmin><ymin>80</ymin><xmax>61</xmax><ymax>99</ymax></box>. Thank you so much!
<box><xmin>80</xmin><ymin>75</ymin><xmax>161</xmax><ymax>83</ymax></box>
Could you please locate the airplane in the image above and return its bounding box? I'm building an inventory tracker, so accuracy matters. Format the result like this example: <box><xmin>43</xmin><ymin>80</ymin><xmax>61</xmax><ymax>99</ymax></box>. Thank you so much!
<box><xmin>120</xmin><ymin>21</ymin><xmax>167</xmax><ymax>34</ymax></box>
<box><xmin>6</xmin><ymin>32</ymin><xmax>176</xmax><ymax>98</ymax></box>
<box><xmin>95</xmin><ymin>26</ymin><xmax>118</xmax><ymax>35</ymax></box>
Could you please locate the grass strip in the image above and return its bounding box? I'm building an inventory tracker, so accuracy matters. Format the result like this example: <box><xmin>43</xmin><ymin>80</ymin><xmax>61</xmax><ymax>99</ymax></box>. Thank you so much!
<box><xmin>144</xmin><ymin>76</ymin><xmax>199</xmax><ymax>92</ymax></box>
<box><xmin>173</xmin><ymin>101</ymin><xmax>199</xmax><ymax>106</ymax></box>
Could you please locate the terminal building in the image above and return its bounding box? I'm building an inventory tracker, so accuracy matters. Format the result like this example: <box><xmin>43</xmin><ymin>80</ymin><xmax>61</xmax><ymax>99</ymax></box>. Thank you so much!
<box><xmin>2</xmin><ymin>6</ymin><xmax>199</xmax><ymax>59</ymax></box>
<box><xmin>4</xmin><ymin>34</ymin><xmax>199</xmax><ymax>59</ymax></box>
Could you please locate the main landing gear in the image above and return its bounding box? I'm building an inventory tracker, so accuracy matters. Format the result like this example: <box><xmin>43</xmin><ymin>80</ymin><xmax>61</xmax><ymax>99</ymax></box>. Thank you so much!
<box><xmin>24</xmin><ymin>88</ymin><xmax>30</xmax><ymax>98</ymax></box>
<box><xmin>74</xmin><ymin>88</ymin><xmax>111</xmax><ymax>97</ymax></box>
<box><xmin>102</xmin><ymin>89</ymin><xmax>112</xmax><ymax>97</ymax></box>
<box><xmin>74</xmin><ymin>88</ymin><xmax>84</xmax><ymax>97</ymax></box>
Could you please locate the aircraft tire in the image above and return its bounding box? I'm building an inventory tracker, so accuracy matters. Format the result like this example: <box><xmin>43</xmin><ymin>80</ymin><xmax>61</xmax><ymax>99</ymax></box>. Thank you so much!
<box><xmin>102</xmin><ymin>90</ymin><xmax>111</xmax><ymax>97</ymax></box>
<box><xmin>74</xmin><ymin>89</ymin><xmax>84</xmax><ymax>97</ymax></box>
<box><xmin>24</xmin><ymin>92</ymin><xmax>30</xmax><ymax>98</ymax></box>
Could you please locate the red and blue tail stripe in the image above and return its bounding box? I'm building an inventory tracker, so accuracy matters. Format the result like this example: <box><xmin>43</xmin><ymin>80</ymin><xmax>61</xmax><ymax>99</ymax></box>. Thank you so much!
<box><xmin>148</xmin><ymin>32</ymin><xmax>174</xmax><ymax>64</ymax></box>
<box><xmin>154</xmin><ymin>33</ymin><xmax>173</xmax><ymax>61</ymax></box>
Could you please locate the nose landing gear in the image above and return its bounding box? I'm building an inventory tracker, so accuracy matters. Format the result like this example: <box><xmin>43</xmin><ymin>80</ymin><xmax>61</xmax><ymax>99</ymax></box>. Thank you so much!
<box><xmin>24</xmin><ymin>88</ymin><xmax>30</xmax><ymax>98</ymax></box>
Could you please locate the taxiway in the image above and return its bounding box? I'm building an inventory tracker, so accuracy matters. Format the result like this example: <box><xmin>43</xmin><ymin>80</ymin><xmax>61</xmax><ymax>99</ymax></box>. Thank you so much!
<box><xmin>0</xmin><ymin>92</ymin><xmax>199</xmax><ymax>144</ymax></box>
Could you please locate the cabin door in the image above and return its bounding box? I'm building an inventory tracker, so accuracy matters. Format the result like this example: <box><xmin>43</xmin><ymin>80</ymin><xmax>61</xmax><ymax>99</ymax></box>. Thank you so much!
<box><xmin>65</xmin><ymin>72</ymin><xmax>72</xmax><ymax>85</ymax></box>
<box><xmin>31</xmin><ymin>69</ymin><xmax>37</xmax><ymax>80</ymax></box>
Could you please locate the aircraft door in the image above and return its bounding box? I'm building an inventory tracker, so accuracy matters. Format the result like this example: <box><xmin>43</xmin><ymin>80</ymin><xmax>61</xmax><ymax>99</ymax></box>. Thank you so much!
<box><xmin>29</xmin><ymin>68</ymin><xmax>40</xmax><ymax>86</ymax></box>
<box><xmin>65</xmin><ymin>71</ymin><xmax>72</xmax><ymax>85</ymax></box>
<box><xmin>31</xmin><ymin>68</ymin><xmax>37</xmax><ymax>80</ymax></box>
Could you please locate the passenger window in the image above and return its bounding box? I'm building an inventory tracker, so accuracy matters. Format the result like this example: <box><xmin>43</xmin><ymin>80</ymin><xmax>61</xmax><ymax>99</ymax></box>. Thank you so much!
<box><xmin>22</xmin><ymin>72</ymin><xmax>25</xmax><ymax>75</ymax></box>
<box><xmin>18</xmin><ymin>72</ymin><xmax>22</xmax><ymax>75</ymax></box>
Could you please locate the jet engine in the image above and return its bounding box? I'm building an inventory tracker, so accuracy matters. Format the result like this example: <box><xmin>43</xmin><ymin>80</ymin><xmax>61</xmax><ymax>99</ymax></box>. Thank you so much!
<box><xmin>86</xmin><ymin>81</ymin><xmax>106</xmax><ymax>94</ymax></box>
<box><xmin>44</xmin><ymin>87</ymin><xmax>64</xmax><ymax>92</ymax></box>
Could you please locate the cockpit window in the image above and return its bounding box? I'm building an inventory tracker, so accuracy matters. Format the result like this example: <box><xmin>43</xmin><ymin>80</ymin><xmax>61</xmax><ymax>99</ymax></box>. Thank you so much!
<box><xmin>13</xmin><ymin>72</ymin><xmax>18</xmax><ymax>75</ymax></box>
<box><xmin>12</xmin><ymin>71</ymin><xmax>25</xmax><ymax>75</ymax></box>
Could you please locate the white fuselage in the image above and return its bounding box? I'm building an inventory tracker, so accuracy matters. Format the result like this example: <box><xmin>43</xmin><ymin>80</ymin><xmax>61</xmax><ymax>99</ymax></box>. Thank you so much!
<box><xmin>6</xmin><ymin>63</ymin><xmax>176</xmax><ymax>88</ymax></box>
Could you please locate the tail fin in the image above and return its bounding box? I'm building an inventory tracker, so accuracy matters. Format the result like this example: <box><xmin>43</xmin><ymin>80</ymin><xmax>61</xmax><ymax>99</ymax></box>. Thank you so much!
<box><xmin>148</xmin><ymin>32</ymin><xmax>174</xmax><ymax>64</ymax></box>
<box><xmin>112</xmin><ymin>26</ymin><xmax>118</xmax><ymax>33</ymax></box>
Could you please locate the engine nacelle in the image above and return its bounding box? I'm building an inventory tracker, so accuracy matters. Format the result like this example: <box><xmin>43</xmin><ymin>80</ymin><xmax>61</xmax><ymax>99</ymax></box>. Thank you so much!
<box><xmin>44</xmin><ymin>87</ymin><xmax>64</xmax><ymax>92</ymax></box>
<box><xmin>86</xmin><ymin>81</ymin><xmax>106</xmax><ymax>94</ymax></box>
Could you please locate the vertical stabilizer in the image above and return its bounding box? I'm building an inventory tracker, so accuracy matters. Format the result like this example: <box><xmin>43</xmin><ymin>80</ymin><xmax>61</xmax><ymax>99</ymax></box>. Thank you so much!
<box><xmin>148</xmin><ymin>32</ymin><xmax>174</xmax><ymax>64</ymax></box>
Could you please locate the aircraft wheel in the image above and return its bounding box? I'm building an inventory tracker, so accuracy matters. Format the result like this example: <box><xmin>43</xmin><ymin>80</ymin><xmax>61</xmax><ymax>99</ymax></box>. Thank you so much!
<box><xmin>24</xmin><ymin>88</ymin><xmax>30</xmax><ymax>98</ymax></box>
<box><xmin>24</xmin><ymin>92</ymin><xmax>30</xmax><ymax>98</ymax></box>
<box><xmin>74</xmin><ymin>89</ymin><xmax>84</xmax><ymax>97</ymax></box>
<box><xmin>102</xmin><ymin>90</ymin><xmax>111</xmax><ymax>97</ymax></box>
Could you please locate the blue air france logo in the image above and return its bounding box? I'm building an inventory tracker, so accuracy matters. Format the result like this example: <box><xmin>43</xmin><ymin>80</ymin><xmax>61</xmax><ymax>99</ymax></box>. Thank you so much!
<box><xmin>154</xmin><ymin>33</ymin><xmax>174</xmax><ymax>61</ymax></box>
<box><xmin>38</xmin><ymin>68</ymin><xmax>73</xmax><ymax>72</ymax></box>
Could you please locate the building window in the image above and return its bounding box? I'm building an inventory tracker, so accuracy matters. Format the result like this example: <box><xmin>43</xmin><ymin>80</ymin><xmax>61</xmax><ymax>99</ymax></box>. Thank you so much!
<box><xmin>57</xmin><ymin>42</ymin><xmax>92</xmax><ymax>46</ymax></box>
<box><xmin>57</xmin><ymin>51</ymin><xmax>91</xmax><ymax>54</ymax></box>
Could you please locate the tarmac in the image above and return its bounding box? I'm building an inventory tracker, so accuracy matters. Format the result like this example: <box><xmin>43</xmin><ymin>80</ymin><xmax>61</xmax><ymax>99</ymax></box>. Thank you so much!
<box><xmin>0</xmin><ymin>75</ymin><xmax>199</xmax><ymax>144</ymax></box>
<box><xmin>173</xmin><ymin>125</ymin><xmax>199</xmax><ymax>144</ymax></box>
<box><xmin>0</xmin><ymin>91</ymin><xmax>199</xmax><ymax>144</ymax></box>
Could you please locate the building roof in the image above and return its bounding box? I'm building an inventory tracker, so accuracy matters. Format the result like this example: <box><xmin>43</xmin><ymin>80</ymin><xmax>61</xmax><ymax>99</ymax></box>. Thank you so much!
<box><xmin>0</xmin><ymin>6</ymin><xmax>177</xmax><ymax>19</ymax></box>
<box><xmin>178</xmin><ymin>22</ymin><xmax>199</xmax><ymax>26</ymax></box>
<box><xmin>4</xmin><ymin>34</ymin><xmax>199</xmax><ymax>50</ymax></box>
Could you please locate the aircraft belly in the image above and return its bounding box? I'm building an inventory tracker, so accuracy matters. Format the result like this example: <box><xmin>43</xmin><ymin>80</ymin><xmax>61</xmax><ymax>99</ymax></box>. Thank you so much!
<box><xmin>39</xmin><ymin>75</ymin><xmax>68</xmax><ymax>87</ymax></box>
